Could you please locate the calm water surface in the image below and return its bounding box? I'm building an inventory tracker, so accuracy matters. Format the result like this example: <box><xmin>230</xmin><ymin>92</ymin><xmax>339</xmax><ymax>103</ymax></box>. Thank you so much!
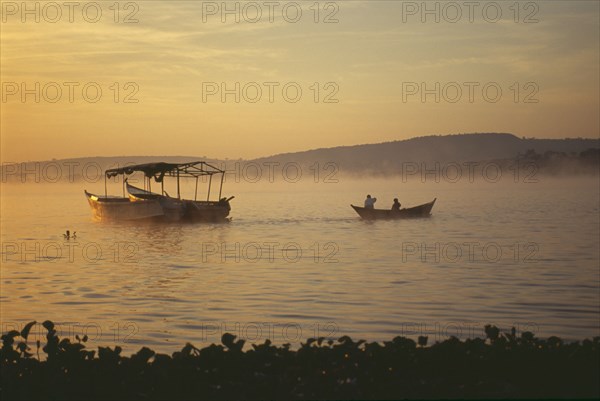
<box><xmin>1</xmin><ymin>177</ymin><xmax>599</xmax><ymax>352</ymax></box>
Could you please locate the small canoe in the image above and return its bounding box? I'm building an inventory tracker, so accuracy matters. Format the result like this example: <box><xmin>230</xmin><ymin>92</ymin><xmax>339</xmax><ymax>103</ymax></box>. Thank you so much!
<box><xmin>351</xmin><ymin>198</ymin><xmax>436</xmax><ymax>220</ymax></box>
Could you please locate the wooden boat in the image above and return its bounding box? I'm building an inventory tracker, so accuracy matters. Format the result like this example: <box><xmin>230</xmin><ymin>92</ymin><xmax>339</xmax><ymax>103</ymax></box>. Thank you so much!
<box><xmin>126</xmin><ymin>182</ymin><xmax>232</xmax><ymax>222</ymax></box>
<box><xmin>84</xmin><ymin>190</ymin><xmax>164</xmax><ymax>221</ymax></box>
<box><xmin>85</xmin><ymin>161</ymin><xmax>233</xmax><ymax>222</ymax></box>
<box><xmin>126</xmin><ymin>182</ymin><xmax>186</xmax><ymax>221</ymax></box>
<box><xmin>351</xmin><ymin>198</ymin><xmax>436</xmax><ymax>220</ymax></box>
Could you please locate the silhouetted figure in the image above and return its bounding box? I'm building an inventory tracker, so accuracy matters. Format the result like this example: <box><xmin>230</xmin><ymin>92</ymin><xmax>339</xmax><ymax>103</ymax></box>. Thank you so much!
<box><xmin>364</xmin><ymin>194</ymin><xmax>377</xmax><ymax>209</ymax></box>
<box><xmin>63</xmin><ymin>230</ymin><xmax>77</xmax><ymax>240</ymax></box>
<box><xmin>391</xmin><ymin>198</ymin><xmax>401</xmax><ymax>212</ymax></box>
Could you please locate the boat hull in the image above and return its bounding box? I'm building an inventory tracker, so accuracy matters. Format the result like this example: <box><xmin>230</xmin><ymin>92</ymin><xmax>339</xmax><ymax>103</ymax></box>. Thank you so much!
<box><xmin>84</xmin><ymin>191</ymin><xmax>164</xmax><ymax>221</ymax></box>
<box><xmin>351</xmin><ymin>198</ymin><xmax>436</xmax><ymax>220</ymax></box>
<box><xmin>126</xmin><ymin>183</ymin><xmax>231</xmax><ymax>222</ymax></box>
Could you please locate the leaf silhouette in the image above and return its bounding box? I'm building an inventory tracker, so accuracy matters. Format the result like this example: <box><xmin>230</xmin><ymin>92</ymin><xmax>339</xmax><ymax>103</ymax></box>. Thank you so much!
<box><xmin>133</xmin><ymin>347</ymin><xmax>155</xmax><ymax>363</ymax></box>
<box><xmin>6</xmin><ymin>330</ymin><xmax>20</xmax><ymax>339</ymax></box>
<box><xmin>42</xmin><ymin>320</ymin><xmax>55</xmax><ymax>332</ymax></box>
<box><xmin>21</xmin><ymin>321</ymin><xmax>36</xmax><ymax>340</ymax></box>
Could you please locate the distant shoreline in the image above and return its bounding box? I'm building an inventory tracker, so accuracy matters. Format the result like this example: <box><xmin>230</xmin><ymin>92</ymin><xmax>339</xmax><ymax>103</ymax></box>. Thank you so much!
<box><xmin>2</xmin><ymin>154</ymin><xmax>598</xmax><ymax>184</ymax></box>
<box><xmin>2</xmin><ymin>133</ymin><xmax>598</xmax><ymax>184</ymax></box>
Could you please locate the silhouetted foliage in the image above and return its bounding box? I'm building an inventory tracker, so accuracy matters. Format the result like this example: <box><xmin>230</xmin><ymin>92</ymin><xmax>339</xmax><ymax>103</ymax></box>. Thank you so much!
<box><xmin>1</xmin><ymin>322</ymin><xmax>599</xmax><ymax>400</ymax></box>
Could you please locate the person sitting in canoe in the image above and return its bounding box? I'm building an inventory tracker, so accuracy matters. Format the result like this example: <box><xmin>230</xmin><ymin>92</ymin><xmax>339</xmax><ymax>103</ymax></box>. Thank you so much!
<box><xmin>391</xmin><ymin>198</ymin><xmax>401</xmax><ymax>212</ymax></box>
<box><xmin>364</xmin><ymin>194</ymin><xmax>377</xmax><ymax>209</ymax></box>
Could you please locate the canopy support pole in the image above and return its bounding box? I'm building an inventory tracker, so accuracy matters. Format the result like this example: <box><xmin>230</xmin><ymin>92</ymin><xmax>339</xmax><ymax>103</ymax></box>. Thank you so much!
<box><xmin>207</xmin><ymin>175</ymin><xmax>212</xmax><ymax>201</ymax></box>
<box><xmin>218</xmin><ymin>173</ymin><xmax>224</xmax><ymax>199</ymax></box>
<box><xmin>177</xmin><ymin>170</ymin><xmax>180</xmax><ymax>199</ymax></box>
<box><xmin>195</xmin><ymin>177</ymin><xmax>199</xmax><ymax>201</ymax></box>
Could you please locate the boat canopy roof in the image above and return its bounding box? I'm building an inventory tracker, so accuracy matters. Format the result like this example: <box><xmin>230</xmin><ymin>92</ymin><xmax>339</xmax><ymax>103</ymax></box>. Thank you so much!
<box><xmin>105</xmin><ymin>161</ymin><xmax>224</xmax><ymax>182</ymax></box>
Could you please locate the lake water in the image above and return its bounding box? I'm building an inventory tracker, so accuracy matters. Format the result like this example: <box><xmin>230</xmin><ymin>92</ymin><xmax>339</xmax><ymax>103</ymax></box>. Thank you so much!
<box><xmin>1</xmin><ymin>176</ymin><xmax>599</xmax><ymax>352</ymax></box>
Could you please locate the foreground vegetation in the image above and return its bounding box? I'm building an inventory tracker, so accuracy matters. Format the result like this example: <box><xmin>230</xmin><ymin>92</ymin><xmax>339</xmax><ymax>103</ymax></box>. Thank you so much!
<box><xmin>1</xmin><ymin>321</ymin><xmax>598</xmax><ymax>400</ymax></box>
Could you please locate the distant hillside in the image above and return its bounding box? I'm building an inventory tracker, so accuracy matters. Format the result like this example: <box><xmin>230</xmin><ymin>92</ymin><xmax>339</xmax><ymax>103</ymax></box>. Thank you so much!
<box><xmin>1</xmin><ymin>133</ymin><xmax>598</xmax><ymax>182</ymax></box>
<box><xmin>251</xmin><ymin>133</ymin><xmax>599</xmax><ymax>174</ymax></box>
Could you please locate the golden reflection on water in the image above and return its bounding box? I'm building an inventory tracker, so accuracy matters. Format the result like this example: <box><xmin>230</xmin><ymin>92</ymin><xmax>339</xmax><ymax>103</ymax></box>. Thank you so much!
<box><xmin>1</xmin><ymin>178</ymin><xmax>599</xmax><ymax>352</ymax></box>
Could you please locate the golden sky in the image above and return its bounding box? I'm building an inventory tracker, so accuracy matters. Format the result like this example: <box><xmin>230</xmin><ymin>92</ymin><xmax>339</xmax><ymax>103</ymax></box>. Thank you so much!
<box><xmin>1</xmin><ymin>1</ymin><xmax>599</xmax><ymax>162</ymax></box>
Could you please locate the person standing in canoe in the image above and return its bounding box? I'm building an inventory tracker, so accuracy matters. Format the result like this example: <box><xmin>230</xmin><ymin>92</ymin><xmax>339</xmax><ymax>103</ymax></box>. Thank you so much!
<box><xmin>391</xmin><ymin>198</ymin><xmax>401</xmax><ymax>212</ymax></box>
<box><xmin>364</xmin><ymin>194</ymin><xmax>377</xmax><ymax>209</ymax></box>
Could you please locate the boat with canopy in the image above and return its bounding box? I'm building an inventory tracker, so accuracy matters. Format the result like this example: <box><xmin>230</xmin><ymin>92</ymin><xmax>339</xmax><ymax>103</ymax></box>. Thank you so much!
<box><xmin>84</xmin><ymin>161</ymin><xmax>233</xmax><ymax>222</ymax></box>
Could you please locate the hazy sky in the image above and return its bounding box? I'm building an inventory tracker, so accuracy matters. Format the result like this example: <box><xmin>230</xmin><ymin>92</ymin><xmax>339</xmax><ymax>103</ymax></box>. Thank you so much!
<box><xmin>1</xmin><ymin>0</ymin><xmax>599</xmax><ymax>161</ymax></box>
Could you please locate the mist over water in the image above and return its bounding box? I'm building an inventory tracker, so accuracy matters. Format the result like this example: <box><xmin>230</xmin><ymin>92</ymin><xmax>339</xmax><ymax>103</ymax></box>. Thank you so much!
<box><xmin>1</xmin><ymin>177</ymin><xmax>599</xmax><ymax>352</ymax></box>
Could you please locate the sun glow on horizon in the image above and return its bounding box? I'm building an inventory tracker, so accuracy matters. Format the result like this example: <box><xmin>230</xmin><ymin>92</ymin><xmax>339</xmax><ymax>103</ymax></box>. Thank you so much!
<box><xmin>1</xmin><ymin>1</ymin><xmax>599</xmax><ymax>162</ymax></box>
